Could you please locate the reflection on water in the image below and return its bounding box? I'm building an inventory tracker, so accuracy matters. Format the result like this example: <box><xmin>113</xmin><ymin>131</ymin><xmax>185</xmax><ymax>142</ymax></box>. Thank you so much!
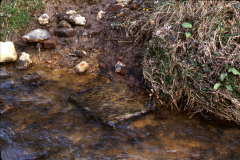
<box><xmin>0</xmin><ymin>64</ymin><xmax>240</xmax><ymax>159</ymax></box>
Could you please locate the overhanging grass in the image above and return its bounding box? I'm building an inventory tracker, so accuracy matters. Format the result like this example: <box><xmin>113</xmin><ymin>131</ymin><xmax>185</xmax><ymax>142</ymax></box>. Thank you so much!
<box><xmin>125</xmin><ymin>0</ymin><xmax>240</xmax><ymax>124</ymax></box>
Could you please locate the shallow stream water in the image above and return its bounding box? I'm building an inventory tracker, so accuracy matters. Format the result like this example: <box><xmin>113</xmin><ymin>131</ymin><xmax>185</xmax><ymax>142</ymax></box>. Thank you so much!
<box><xmin>1</xmin><ymin>64</ymin><xmax>240</xmax><ymax>160</ymax></box>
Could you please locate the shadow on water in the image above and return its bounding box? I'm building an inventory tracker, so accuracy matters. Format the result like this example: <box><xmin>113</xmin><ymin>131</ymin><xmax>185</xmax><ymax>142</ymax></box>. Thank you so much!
<box><xmin>0</xmin><ymin>63</ymin><xmax>240</xmax><ymax>159</ymax></box>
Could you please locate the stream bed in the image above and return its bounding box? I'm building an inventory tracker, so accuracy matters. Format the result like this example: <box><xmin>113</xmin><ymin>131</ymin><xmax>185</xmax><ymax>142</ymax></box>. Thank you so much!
<box><xmin>0</xmin><ymin>64</ymin><xmax>240</xmax><ymax>160</ymax></box>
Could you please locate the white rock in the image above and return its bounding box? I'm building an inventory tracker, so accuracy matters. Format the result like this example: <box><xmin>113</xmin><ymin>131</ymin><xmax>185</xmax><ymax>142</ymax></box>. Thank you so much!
<box><xmin>73</xmin><ymin>15</ymin><xmax>86</xmax><ymax>25</ymax></box>
<box><xmin>76</xmin><ymin>61</ymin><xmax>89</xmax><ymax>73</ymax></box>
<box><xmin>38</xmin><ymin>13</ymin><xmax>49</xmax><ymax>25</ymax></box>
<box><xmin>66</xmin><ymin>10</ymin><xmax>77</xmax><ymax>14</ymax></box>
<box><xmin>19</xmin><ymin>52</ymin><xmax>32</xmax><ymax>62</ymax></box>
<box><xmin>97</xmin><ymin>10</ymin><xmax>105</xmax><ymax>21</ymax></box>
<box><xmin>16</xmin><ymin>52</ymin><xmax>32</xmax><ymax>70</ymax></box>
<box><xmin>0</xmin><ymin>41</ymin><xmax>17</xmax><ymax>63</ymax></box>
<box><xmin>22</xmin><ymin>29</ymin><xmax>51</xmax><ymax>43</ymax></box>
<box><xmin>116</xmin><ymin>0</ymin><xmax>131</xmax><ymax>4</ymax></box>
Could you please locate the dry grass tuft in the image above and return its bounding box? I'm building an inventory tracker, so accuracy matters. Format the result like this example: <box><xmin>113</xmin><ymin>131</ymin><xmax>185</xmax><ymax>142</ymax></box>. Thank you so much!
<box><xmin>127</xmin><ymin>0</ymin><xmax>240</xmax><ymax>124</ymax></box>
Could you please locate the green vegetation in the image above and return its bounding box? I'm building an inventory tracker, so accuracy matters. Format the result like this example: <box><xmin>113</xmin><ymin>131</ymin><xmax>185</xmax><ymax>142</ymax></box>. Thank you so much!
<box><xmin>125</xmin><ymin>0</ymin><xmax>240</xmax><ymax>124</ymax></box>
<box><xmin>0</xmin><ymin>0</ymin><xmax>43</xmax><ymax>41</ymax></box>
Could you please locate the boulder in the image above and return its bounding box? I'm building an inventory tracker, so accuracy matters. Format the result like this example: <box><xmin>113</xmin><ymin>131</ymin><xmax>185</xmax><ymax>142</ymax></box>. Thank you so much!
<box><xmin>115</xmin><ymin>61</ymin><xmax>126</xmax><ymax>74</ymax></box>
<box><xmin>38</xmin><ymin>13</ymin><xmax>49</xmax><ymax>25</ymax></box>
<box><xmin>0</xmin><ymin>67</ymin><xmax>10</xmax><ymax>79</ymax></box>
<box><xmin>22</xmin><ymin>29</ymin><xmax>51</xmax><ymax>43</ymax></box>
<box><xmin>55</xmin><ymin>28</ymin><xmax>75</xmax><ymax>37</ymax></box>
<box><xmin>0</xmin><ymin>41</ymin><xmax>18</xmax><ymax>63</ymax></box>
<box><xmin>68</xmin><ymin>82</ymin><xmax>148</xmax><ymax>127</ymax></box>
<box><xmin>15</xmin><ymin>52</ymin><xmax>32</xmax><ymax>70</ymax></box>
<box><xmin>76</xmin><ymin>61</ymin><xmax>89</xmax><ymax>73</ymax></box>
<box><xmin>58</xmin><ymin>20</ymin><xmax>71</xmax><ymax>28</ymax></box>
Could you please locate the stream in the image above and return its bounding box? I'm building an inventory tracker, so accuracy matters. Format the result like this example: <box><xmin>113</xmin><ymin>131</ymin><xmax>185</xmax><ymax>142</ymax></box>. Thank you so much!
<box><xmin>1</xmin><ymin>64</ymin><xmax>240</xmax><ymax>160</ymax></box>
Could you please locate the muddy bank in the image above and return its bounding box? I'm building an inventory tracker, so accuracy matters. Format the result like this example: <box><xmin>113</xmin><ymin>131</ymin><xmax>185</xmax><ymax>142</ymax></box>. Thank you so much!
<box><xmin>9</xmin><ymin>0</ymin><xmax>148</xmax><ymax>93</ymax></box>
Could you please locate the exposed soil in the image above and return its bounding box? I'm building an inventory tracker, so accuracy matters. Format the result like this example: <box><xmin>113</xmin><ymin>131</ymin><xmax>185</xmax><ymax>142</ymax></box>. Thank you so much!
<box><xmin>9</xmin><ymin>0</ymin><xmax>150</xmax><ymax>93</ymax></box>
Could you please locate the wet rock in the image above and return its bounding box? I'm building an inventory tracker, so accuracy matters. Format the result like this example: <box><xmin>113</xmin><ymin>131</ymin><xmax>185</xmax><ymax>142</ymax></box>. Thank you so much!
<box><xmin>76</xmin><ymin>61</ymin><xmax>89</xmax><ymax>73</ymax></box>
<box><xmin>68</xmin><ymin>82</ymin><xmax>147</xmax><ymax>127</ymax></box>
<box><xmin>44</xmin><ymin>36</ymin><xmax>56</xmax><ymax>49</ymax></box>
<box><xmin>55</xmin><ymin>28</ymin><xmax>75</xmax><ymax>37</ymax></box>
<box><xmin>0</xmin><ymin>41</ymin><xmax>18</xmax><ymax>63</ymax></box>
<box><xmin>38</xmin><ymin>13</ymin><xmax>49</xmax><ymax>25</ymax></box>
<box><xmin>115</xmin><ymin>61</ymin><xmax>126</xmax><ymax>74</ymax></box>
<box><xmin>15</xmin><ymin>52</ymin><xmax>32</xmax><ymax>70</ymax></box>
<box><xmin>22</xmin><ymin>29</ymin><xmax>51</xmax><ymax>43</ymax></box>
<box><xmin>0</xmin><ymin>67</ymin><xmax>10</xmax><ymax>79</ymax></box>
<box><xmin>97</xmin><ymin>10</ymin><xmax>105</xmax><ymax>21</ymax></box>
<box><xmin>58</xmin><ymin>20</ymin><xmax>71</xmax><ymax>28</ymax></box>
<box><xmin>117</xmin><ymin>8</ymin><xmax>131</xmax><ymax>17</ymax></box>
<box><xmin>75</xmin><ymin>50</ymin><xmax>86</xmax><ymax>58</ymax></box>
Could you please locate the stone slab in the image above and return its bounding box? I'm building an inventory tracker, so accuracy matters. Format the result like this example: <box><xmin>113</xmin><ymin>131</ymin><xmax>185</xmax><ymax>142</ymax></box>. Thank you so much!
<box><xmin>68</xmin><ymin>82</ymin><xmax>148</xmax><ymax>127</ymax></box>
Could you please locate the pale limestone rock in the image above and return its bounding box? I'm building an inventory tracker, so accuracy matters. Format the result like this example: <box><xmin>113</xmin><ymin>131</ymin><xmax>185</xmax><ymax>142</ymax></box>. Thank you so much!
<box><xmin>73</xmin><ymin>15</ymin><xmax>86</xmax><ymax>25</ymax></box>
<box><xmin>65</xmin><ymin>10</ymin><xmax>86</xmax><ymax>26</ymax></box>
<box><xmin>97</xmin><ymin>10</ymin><xmax>105</xmax><ymax>21</ymax></box>
<box><xmin>116</xmin><ymin>0</ymin><xmax>131</xmax><ymax>4</ymax></box>
<box><xmin>0</xmin><ymin>41</ymin><xmax>17</xmax><ymax>63</ymax></box>
<box><xmin>15</xmin><ymin>52</ymin><xmax>32</xmax><ymax>70</ymax></box>
<box><xmin>66</xmin><ymin>10</ymin><xmax>77</xmax><ymax>14</ymax></box>
<box><xmin>22</xmin><ymin>29</ymin><xmax>51</xmax><ymax>43</ymax></box>
<box><xmin>76</xmin><ymin>61</ymin><xmax>89</xmax><ymax>73</ymax></box>
<box><xmin>38</xmin><ymin>13</ymin><xmax>49</xmax><ymax>25</ymax></box>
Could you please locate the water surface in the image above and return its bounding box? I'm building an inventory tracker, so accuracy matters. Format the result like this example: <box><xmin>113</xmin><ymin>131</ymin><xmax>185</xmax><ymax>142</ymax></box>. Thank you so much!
<box><xmin>0</xmin><ymin>64</ymin><xmax>240</xmax><ymax>159</ymax></box>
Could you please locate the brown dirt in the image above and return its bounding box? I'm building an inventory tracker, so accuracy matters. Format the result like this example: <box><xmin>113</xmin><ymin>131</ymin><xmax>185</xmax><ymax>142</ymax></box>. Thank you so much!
<box><xmin>8</xmin><ymin>0</ymin><xmax>149</xmax><ymax>93</ymax></box>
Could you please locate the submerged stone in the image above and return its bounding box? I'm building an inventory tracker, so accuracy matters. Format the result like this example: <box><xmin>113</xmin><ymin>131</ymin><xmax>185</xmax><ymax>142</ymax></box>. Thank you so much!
<box><xmin>68</xmin><ymin>82</ymin><xmax>148</xmax><ymax>127</ymax></box>
<box><xmin>1</xmin><ymin>145</ymin><xmax>38</xmax><ymax>159</ymax></box>
<box><xmin>0</xmin><ymin>67</ymin><xmax>10</xmax><ymax>79</ymax></box>
<box><xmin>0</xmin><ymin>98</ymin><xmax>12</xmax><ymax>114</ymax></box>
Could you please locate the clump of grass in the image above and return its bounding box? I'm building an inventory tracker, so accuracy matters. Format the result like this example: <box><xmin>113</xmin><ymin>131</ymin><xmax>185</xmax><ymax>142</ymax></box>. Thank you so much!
<box><xmin>0</xmin><ymin>0</ymin><xmax>43</xmax><ymax>41</ymax></box>
<box><xmin>126</xmin><ymin>0</ymin><xmax>240</xmax><ymax>124</ymax></box>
